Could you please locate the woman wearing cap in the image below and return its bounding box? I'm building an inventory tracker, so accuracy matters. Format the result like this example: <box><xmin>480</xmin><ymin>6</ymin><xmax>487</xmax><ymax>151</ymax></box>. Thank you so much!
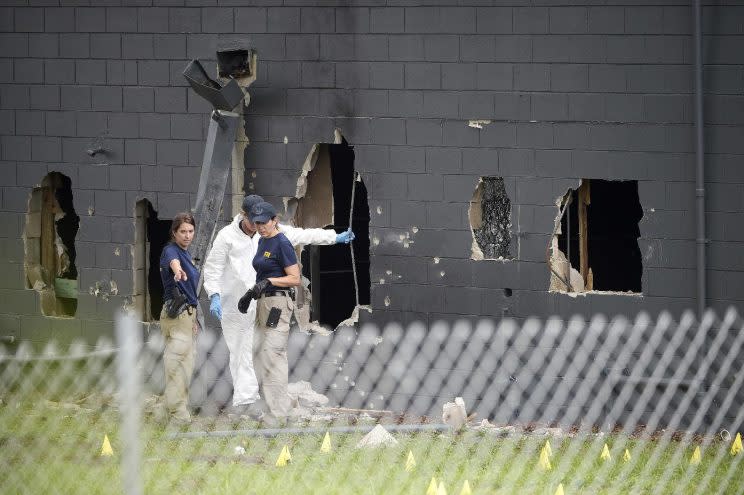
<box><xmin>241</xmin><ymin>201</ymin><xmax>301</xmax><ymax>422</ymax></box>
<box><xmin>202</xmin><ymin>194</ymin><xmax>353</xmax><ymax>417</ymax></box>
<box><xmin>159</xmin><ymin>212</ymin><xmax>199</xmax><ymax>423</ymax></box>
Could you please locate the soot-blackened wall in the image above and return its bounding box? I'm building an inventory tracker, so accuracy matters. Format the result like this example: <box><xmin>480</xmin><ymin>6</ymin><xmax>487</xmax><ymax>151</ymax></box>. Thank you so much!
<box><xmin>0</xmin><ymin>3</ymin><xmax>743</xmax><ymax>348</ymax></box>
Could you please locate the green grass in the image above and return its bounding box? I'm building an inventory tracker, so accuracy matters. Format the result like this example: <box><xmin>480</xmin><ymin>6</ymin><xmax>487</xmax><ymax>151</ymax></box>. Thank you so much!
<box><xmin>3</xmin><ymin>398</ymin><xmax>744</xmax><ymax>495</ymax></box>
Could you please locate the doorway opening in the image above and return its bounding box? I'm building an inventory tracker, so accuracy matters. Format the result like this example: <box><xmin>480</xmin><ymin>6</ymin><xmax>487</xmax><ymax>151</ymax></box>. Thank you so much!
<box><xmin>290</xmin><ymin>135</ymin><xmax>371</xmax><ymax>329</ymax></box>
<box><xmin>132</xmin><ymin>200</ymin><xmax>171</xmax><ymax>321</ymax></box>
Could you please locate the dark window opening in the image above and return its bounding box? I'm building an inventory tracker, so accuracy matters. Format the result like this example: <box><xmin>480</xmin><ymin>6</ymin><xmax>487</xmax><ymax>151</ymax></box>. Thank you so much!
<box><xmin>553</xmin><ymin>179</ymin><xmax>643</xmax><ymax>293</ymax></box>
<box><xmin>469</xmin><ymin>176</ymin><xmax>512</xmax><ymax>260</ymax></box>
<box><xmin>295</xmin><ymin>139</ymin><xmax>371</xmax><ymax>329</ymax></box>
<box><xmin>24</xmin><ymin>172</ymin><xmax>80</xmax><ymax>317</ymax></box>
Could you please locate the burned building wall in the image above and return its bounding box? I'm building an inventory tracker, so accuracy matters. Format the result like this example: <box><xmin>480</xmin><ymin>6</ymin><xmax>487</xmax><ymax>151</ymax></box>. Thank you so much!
<box><xmin>0</xmin><ymin>4</ymin><xmax>743</xmax><ymax>349</ymax></box>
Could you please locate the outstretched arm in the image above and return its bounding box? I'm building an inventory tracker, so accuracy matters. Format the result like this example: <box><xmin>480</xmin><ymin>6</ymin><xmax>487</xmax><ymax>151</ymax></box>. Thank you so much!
<box><xmin>279</xmin><ymin>223</ymin><xmax>337</xmax><ymax>247</ymax></box>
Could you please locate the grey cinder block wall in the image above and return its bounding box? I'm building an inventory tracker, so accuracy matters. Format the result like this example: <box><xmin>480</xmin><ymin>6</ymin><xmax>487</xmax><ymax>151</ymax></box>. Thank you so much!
<box><xmin>0</xmin><ymin>1</ymin><xmax>743</xmax><ymax>349</ymax></box>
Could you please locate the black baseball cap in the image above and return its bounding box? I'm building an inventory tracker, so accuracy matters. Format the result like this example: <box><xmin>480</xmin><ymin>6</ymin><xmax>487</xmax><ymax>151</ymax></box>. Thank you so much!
<box><xmin>241</xmin><ymin>194</ymin><xmax>264</xmax><ymax>214</ymax></box>
<box><xmin>249</xmin><ymin>201</ymin><xmax>277</xmax><ymax>223</ymax></box>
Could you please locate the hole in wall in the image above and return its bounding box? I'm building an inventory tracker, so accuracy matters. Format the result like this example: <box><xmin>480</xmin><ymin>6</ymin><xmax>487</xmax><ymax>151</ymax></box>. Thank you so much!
<box><xmin>132</xmin><ymin>200</ymin><xmax>171</xmax><ymax>321</ymax></box>
<box><xmin>24</xmin><ymin>172</ymin><xmax>80</xmax><ymax>317</ymax></box>
<box><xmin>288</xmin><ymin>134</ymin><xmax>371</xmax><ymax>330</ymax></box>
<box><xmin>217</xmin><ymin>49</ymin><xmax>253</xmax><ymax>78</ymax></box>
<box><xmin>549</xmin><ymin>179</ymin><xmax>643</xmax><ymax>294</ymax></box>
<box><xmin>469</xmin><ymin>176</ymin><xmax>513</xmax><ymax>260</ymax></box>
<box><xmin>133</xmin><ymin>199</ymin><xmax>171</xmax><ymax>321</ymax></box>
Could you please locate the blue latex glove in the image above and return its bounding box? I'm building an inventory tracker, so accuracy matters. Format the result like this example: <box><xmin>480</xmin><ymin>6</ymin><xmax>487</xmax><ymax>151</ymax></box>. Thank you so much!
<box><xmin>336</xmin><ymin>228</ymin><xmax>355</xmax><ymax>244</ymax></box>
<box><xmin>209</xmin><ymin>293</ymin><xmax>222</xmax><ymax>320</ymax></box>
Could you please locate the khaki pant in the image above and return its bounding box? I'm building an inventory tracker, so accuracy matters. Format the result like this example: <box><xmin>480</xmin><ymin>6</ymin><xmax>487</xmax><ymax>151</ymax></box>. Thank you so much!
<box><xmin>253</xmin><ymin>294</ymin><xmax>294</xmax><ymax>419</ymax></box>
<box><xmin>160</xmin><ymin>307</ymin><xmax>195</xmax><ymax>421</ymax></box>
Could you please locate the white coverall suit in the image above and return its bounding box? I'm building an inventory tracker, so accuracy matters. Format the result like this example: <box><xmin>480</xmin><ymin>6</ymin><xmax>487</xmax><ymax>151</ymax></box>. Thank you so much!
<box><xmin>202</xmin><ymin>214</ymin><xmax>336</xmax><ymax>406</ymax></box>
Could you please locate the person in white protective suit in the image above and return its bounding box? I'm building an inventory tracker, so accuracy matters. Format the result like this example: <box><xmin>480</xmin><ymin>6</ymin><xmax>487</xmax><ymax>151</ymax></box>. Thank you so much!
<box><xmin>202</xmin><ymin>194</ymin><xmax>354</xmax><ymax>414</ymax></box>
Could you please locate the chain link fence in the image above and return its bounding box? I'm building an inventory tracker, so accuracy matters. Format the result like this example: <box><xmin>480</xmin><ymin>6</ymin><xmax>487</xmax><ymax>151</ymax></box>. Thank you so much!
<box><xmin>2</xmin><ymin>308</ymin><xmax>744</xmax><ymax>494</ymax></box>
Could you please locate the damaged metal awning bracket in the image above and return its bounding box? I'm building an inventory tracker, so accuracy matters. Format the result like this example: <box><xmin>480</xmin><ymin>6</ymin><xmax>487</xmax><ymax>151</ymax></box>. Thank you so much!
<box><xmin>182</xmin><ymin>59</ymin><xmax>245</xmax><ymax>112</ymax></box>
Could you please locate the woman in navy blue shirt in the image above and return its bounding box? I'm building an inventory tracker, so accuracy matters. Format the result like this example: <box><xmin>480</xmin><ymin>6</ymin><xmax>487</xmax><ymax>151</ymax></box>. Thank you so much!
<box><xmin>159</xmin><ymin>212</ymin><xmax>199</xmax><ymax>423</ymax></box>
<box><xmin>246</xmin><ymin>201</ymin><xmax>300</xmax><ymax>423</ymax></box>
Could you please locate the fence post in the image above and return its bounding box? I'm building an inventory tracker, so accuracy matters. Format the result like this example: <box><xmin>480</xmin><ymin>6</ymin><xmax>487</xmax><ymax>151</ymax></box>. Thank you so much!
<box><xmin>115</xmin><ymin>311</ymin><xmax>143</xmax><ymax>495</ymax></box>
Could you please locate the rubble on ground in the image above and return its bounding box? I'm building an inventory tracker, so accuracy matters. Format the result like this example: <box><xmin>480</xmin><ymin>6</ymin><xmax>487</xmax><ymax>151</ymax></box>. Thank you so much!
<box><xmin>355</xmin><ymin>424</ymin><xmax>398</xmax><ymax>448</ymax></box>
<box><xmin>442</xmin><ymin>397</ymin><xmax>468</xmax><ymax>430</ymax></box>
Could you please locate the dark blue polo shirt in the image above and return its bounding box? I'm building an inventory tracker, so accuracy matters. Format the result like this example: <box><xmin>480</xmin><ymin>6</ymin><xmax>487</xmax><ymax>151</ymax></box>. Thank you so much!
<box><xmin>253</xmin><ymin>233</ymin><xmax>297</xmax><ymax>290</ymax></box>
<box><xmin>160</xmin><ymin>242</ymin><xmax>199</xmax><ymax>306</ymax></box>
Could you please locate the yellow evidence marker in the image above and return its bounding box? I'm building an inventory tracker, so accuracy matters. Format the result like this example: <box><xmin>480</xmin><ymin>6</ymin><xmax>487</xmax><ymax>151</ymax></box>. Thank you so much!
<box><xmin>436</xmin><ymin>480</ymin><xmax>448</xmax><ymax>495</ymax></box>
<box><xmin>275</xmin><ymin>445</ymin><xmax>292</xmax><ymax>467</ymax></box>
<box><xmin>554</xmin><ymin>483</ymin><xmax>565</xmax><ymax>495</ymax></box>
<box><xmin>458</xmin><ymin>480</ymin><xmax>472</xmax><ymax>495</ymax></box>
<box><xmin>426</xmin><ymin>477</ymin><xmax>438</xmax><ymax>495</ymax></box>
<box><xmin>731</xmin><ymin>433</ymin><xmax>743</xmax><ymax>456</ymax></box>
<box><xmin>539</xmin><ymin>445</ymin><xmax>553</xmax><ymax>471</ymax></box>
<box><xmin>320</xmin><ymin>432</ymin><xmax>332</xmax><ymax>453</ymax></box>
<box><xmin>600</xmin><ymin>443</ymin><xmax>611</xmax><ymax>461</ymax></box>
<box><xmin>100</xmin><ymin>434</ymin><xmax>114</xmax><ymax>457</ymax></box>
<box><xmin>690</xmin><ymin>446</ymin><xmax>702</xmax><ymax>465</ymax></box>
<box><xmin>623</xmin><ymin>449</ymin><xmax>631</xmax><ymax>462</ymax></box>
<box><xmin>405</xmin><ymin>450</ymin><xmax>416</xmax><ymax>472</ymax></box>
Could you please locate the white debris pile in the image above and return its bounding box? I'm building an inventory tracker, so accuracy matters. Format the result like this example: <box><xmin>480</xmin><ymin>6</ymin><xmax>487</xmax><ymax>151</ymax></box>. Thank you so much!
<box><xmin>356</xmin><ymin>424</ymin><xmax>398</xmax><ymax>449</ymax></box>
<box><xmin>442</xmin><ymin>397</ymin><xmax>468</xmax><ymax>430</ymax></box>
<box><xmin>288</xmin><ymin>381</ymin><xmax>329</xmax><ymax>409</ymax></box>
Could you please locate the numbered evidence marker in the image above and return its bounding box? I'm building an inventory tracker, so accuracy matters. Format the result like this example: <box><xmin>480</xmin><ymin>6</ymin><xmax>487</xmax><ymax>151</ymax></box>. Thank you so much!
<box><xmin>539</xmin><ymin>445</ymin><xmax>553</xmax><ymax>471</ymax></box>
<box><xmin>426</xmin><ymin>477</ymin><xmax>438</xmax><ymax>495</ymax></box>
<box><xmin>405</xmin><ymin>450</ymin><xmax>416</xmax><ymax>472</ymax></box>
<box><xmin>458</xmin><ymin>480</ymin><xmax>472</xmax><ymax>495</ymax></box>
<box><xmin>690</xmin><ymin>446</ymin><xmax>702</xmax><ymax>465</ymax></box>
<box><xmin>100</xmin><ymin>434</ymin><xmax>114</xmax><ymax>457</ymax></box>
<box><xmin>731</xmin><ymin>433</ymin><xmax>743</xmax><ymax>456</ymax></box>
<box><xmin>600</xmin><ymin>443</ymin><xmax>611</xmax><ymax>461</ymax></box>
<box><xmin>275</xmin><ymin>445</ymin><xmax>292</xmax><ymax>467</ymax></box>
<box><xmin>320</xmin><ymin>432</ymin><xmax>331</xmax><ymax>453</ymax></box>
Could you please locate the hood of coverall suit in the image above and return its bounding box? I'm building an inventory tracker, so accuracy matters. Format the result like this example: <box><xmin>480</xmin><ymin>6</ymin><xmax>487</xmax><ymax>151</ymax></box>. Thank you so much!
<box><xmin>208</xmin><ymin>214</ymin><xmax>259</xmax><ymax>316</ymax></box>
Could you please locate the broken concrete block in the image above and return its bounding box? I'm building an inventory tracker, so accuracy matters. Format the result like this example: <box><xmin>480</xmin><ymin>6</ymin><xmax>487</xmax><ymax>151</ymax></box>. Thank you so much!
<box><xmin>356</xmin><ymin>424</ymin><xmax>398</xmax><ymax>449</ymax></box>
<box><xmin>288</xmin><ymin>380</ymin><xmax>329</xmax><ymax>409</ymax></box>
<box><xmin>442</xmin><ymin>397</ymin><xmax>468</xmax><ymax>430</ymax></box>
<box><xmin>549</xmin><ymin>237</ymin><xmax>584</xmax><ymax>293</ymax></box>
<box><xmin>26</xmin><ymin>264</ymin><xmax>46</xmax><ymax>289</ymax></box>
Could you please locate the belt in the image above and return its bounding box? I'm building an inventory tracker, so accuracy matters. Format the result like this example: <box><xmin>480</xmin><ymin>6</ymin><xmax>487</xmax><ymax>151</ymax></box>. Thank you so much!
<box><xmin>262</xmin><ymin>289</ymin><xmax>295</xmax><ymax>300</ymax></box>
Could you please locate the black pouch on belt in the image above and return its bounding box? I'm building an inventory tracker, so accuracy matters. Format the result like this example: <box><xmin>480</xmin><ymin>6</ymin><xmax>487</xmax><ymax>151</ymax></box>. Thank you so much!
<box><xmin>165</xmin><ymin>286</ymin><xmax>189</xmax><ymax>319</ymax></box>
<box><xmin>266</xmin><ymin>307</ymin><xmax>282</xmax><ymax>328</ymax></box>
